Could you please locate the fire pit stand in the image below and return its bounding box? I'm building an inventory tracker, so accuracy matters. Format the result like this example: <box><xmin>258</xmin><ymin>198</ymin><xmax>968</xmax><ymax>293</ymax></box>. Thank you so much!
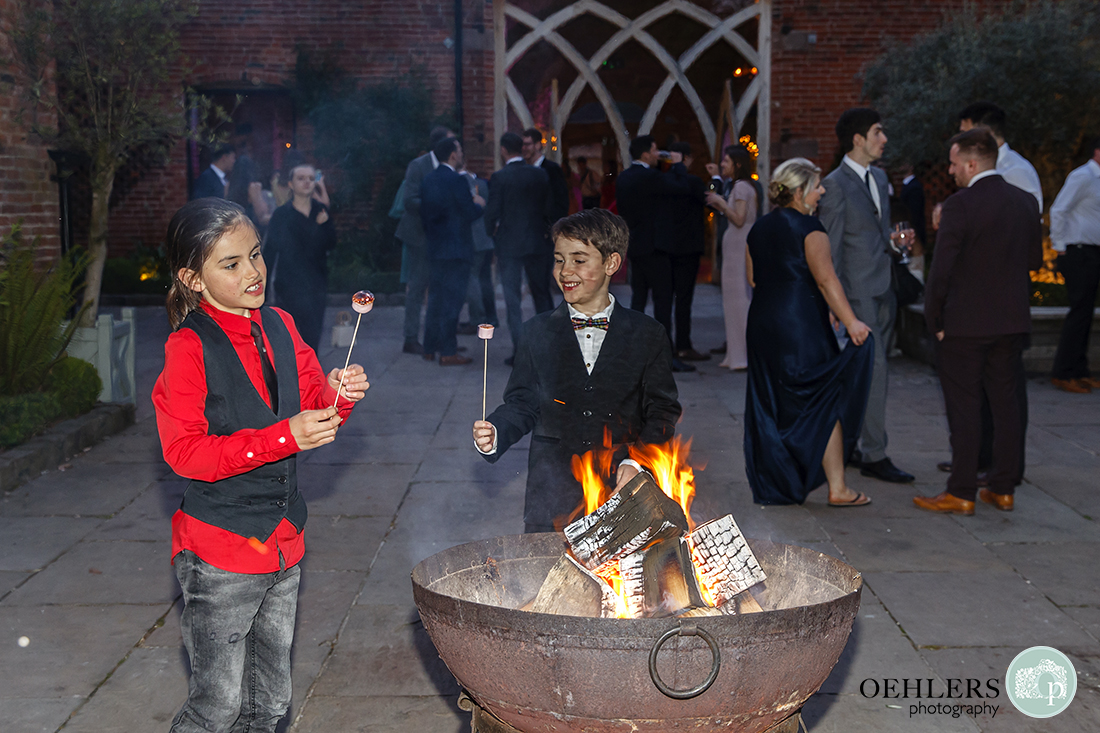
<box><xmin>458</xmin><ymin>690</ymin><xmax>805</xmax><ymax>733</ymax></box>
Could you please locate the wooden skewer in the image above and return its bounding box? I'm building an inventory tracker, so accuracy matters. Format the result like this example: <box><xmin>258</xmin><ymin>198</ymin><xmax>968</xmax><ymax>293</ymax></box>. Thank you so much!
<box><xmin>482</xmin><ymin>338</ymin><xmax>488</xmax><ymax>421</ymax></box>
<box><xmin>332</xmin><ymin>312</ymin><xmax>363</xmax><ymax>410</ymax></box>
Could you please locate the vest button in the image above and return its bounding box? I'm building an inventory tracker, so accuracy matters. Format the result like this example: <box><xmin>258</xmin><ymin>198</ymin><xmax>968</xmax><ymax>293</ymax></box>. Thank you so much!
<box><xmin>583</xmin><ymin>410</ymin><xmax>592</xmax><ymax>417</ymax></box>
<box><xmin>581</xmin><ymin>440</ymin><xmax>591</xmax><ymax>447</ymax></box>
<box><xmin>584</xmin><ymin>385</ymin><xmax>593</xmax><ymax>392</ymax></box>
<box><xmin>276</xmin><ymin>500</ymin><xmax>286</xmax><ymax>508</ymax></box>
<box><xmin>278</xmin><ymin>476</ymin><xmax>288</xmax><ymax>484</ymax></box>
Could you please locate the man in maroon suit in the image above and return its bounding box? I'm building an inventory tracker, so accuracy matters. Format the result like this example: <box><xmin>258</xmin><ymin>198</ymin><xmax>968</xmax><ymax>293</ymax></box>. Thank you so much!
<box><xmin>914</xmin><ymin>128</ymin><xmax>1042</xmax><ymax>515</ymax></box>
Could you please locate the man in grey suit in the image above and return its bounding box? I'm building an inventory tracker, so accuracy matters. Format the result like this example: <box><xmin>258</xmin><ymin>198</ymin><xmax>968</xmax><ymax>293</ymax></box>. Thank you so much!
<box><xmin>396</xmin><ymin>126</ymin><xmax>455</xmax><ymax>354</ymax></box>
<box><xmin>818</xmin><ymin>108</ymin><xmax>914</xmax><ymax>483</ymax></box>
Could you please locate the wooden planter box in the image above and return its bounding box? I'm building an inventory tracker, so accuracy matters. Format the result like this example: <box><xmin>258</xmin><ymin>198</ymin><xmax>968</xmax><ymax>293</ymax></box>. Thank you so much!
<box><xmin>896</xmin><ymin>304</ymin><xmax>1100</xmax><ymax>376</ymax></box>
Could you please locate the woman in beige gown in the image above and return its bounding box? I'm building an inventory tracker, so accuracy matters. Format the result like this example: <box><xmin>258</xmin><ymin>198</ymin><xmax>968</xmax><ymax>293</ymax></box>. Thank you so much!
<box><xmin>706</xmin><ymin>146</ymin><xmax>756</xmax><ymax>369</ymax></box>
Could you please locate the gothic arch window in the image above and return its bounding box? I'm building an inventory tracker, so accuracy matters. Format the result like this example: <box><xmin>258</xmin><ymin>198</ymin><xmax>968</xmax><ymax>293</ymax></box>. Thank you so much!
<box><xmin>493</xmin><ymin>0</ymin><xmax>772</xmax><ymax>185</ymax></box>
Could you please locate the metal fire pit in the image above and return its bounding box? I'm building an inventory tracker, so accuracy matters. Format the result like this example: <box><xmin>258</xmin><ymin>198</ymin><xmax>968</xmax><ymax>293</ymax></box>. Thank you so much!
<box><xmin>411</xmin><ymin>534</ymin><xmax>862</xmax><ymax>733</ymax></box>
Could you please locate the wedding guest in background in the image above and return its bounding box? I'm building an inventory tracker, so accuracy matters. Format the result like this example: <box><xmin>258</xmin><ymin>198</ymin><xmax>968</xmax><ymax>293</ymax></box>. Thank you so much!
<box><xmin>706</xmin><ymin>145</ymin><xmax>756</xmax><ymax>370</ymax></box>
<box><xmin>958</xmin><ymin>101</ymin><xmax>1043</xmax><ymax>213</ymax></box>
<box><xmin>745</xmin><ymin>158</ymin><xmax>874</xmax><ymax>507</ymax></box>
<box><xmin>265</xmin><ymin>161</ymin><xmax>336</xmax><ymax>352</ymax></box>
<box><xmin>227</xmin><ymin>154</ymin><xmax>274</xmax><ymax>235</ymax></box>
<box><xmin>191</xmin><ymin>144</ymin><xmax>235</xmax><ymax>200</ymax></box>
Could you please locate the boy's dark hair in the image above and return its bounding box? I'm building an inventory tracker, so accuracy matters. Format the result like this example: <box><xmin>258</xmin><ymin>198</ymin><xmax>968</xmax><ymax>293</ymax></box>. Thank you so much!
<box><xmin>212</xmin><ymin>143</ymin><xmax>235</xmax><ymax>162</ymax></box>
<box><xmin>165</xmin><ymin>198</ymin><xmax>256</xmax><ymax>330</ymax></box>
<box><xmin>551</xmin><ymin>208</ymin><xmax>629</xmax><ymax>260</ymax></box>
<box><xmin>948</xmin><ymin>128</ymin><xmax>998</xmax><ymax>166</ymax></box>
<box><xmin>669</xmin><ymin>141</ymin><xmax>691</xmax><ymax>157</ymax></box>
<box><xmin>429</xmin><ymin>126</ymin><xmax>454</xmax><ymax>146</ymax></box>
<box><xmin>433</xmin><ymin>136</ymin><xmax>461</xmax><ymax>162</ymax></box>
<box><xmin>1091</xmin><ymin>137</ymin><xmax>1100</xmax><ymax>155</ymax></box>
<box><xmin>576</xmin><ymin>155</ymin><xmax>588</xmax><ymax>164</ymax></box>
<box><xmin>835</xmin><ymin>108</ymin><xmax>882</xmax><ymax>153</ymax></box>
<box><xmin>629</xmin><ymin>135</ymin><xmax>656</xmax><ymax>161</ymax></box>
<box><xmin>958</xmin><ymin>102</ymin><xmax>1005</xmax><ymax>138</ymax></box>
<box><xmin>500</xmin><ymin>132</ymin><xmax>524</xmax><ymax>155</ymax></box>
<box><xmin>521</xmin><ymin>127</ymin><xmax>543</xmax><ymax>144</ymax></box>
<box><xmin>724</xmin><ymin>144</ymin><xmax>752</xmax><ymax>181</ymax></box>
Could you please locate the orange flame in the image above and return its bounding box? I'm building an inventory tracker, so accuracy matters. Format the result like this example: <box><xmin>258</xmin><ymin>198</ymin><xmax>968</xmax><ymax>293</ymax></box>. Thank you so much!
<box><xmin>629</xmin><ymin>436</ymin><xmax>698</xmax><ymax>531</ymax></box>
<box><xmin>687</xmin><ymin>540</ymin><xmax>718</xmax><ymax>607</ymax></box>
<box><xmin>594</xmin><ymin>563</ymin><xmax>630</xmax><ymax>618</ymax></box>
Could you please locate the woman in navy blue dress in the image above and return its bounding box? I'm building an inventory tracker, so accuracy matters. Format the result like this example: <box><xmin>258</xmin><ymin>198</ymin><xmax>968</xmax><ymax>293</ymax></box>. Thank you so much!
<box><xmin>744</xmin><ymin>158</ymin><xmax>875</xmax><ymax>506</ymax></box>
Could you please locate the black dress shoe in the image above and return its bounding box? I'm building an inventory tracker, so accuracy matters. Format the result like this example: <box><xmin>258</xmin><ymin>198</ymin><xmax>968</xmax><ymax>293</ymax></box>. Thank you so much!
<box><xmin>937</xmin><ymin>461</ymin><xmax>952</xmax><ymax>473</ymax></box>
<box><xmin>847</xmin><ymin>448</ymin><xmax>864</xmax><ymax>468</ymax></box>
<box><xmin>860</xmin><ymin>457</ymin><xmax>915</xmax><ymax>483</ymax></box>
<box><xmin>710</xmin><ymin>343</ymin><xmax>727</xmax><ymax>355</ymax></box>
<box><xmin>671</xmin><ymin>357</ymin><xmax>696</xmax><ymax>373</ymax></box>
<box><xmin>677</xmin><ymin>348</ymin><xmax>711</xmax><ymax>362</ymax></box>
<box><xmin>403</xmin><ymin>340</ymin><xmax>424</xmax><ymax>355</ymax></box>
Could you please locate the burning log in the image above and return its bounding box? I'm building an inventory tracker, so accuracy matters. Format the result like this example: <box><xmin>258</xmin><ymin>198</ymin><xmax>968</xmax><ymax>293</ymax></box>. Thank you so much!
<box><xmin>564</xmin><ymin>473</ymin><xmax>689</xmax><ymax>574</ymax></box>
<box><xmin>529</xmin><ymin>553</ymin><xmax>619</xmax><ymax>618</ymax></box>
<box><xmin>686</xmin><ymin>515</ymin><xmax>767</xmax><ymax>607</ymax></box>
<box><xmin>619</xmin><ymin>537</ymin><xmax>706</xmax><ymax>618</ymax></box>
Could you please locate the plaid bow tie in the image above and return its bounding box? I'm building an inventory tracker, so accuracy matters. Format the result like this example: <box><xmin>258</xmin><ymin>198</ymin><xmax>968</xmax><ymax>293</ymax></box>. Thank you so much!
<box><xmin>572</xmin><ymin>316</ymin><xmax>610</xmax><ymax>331</ymax></box>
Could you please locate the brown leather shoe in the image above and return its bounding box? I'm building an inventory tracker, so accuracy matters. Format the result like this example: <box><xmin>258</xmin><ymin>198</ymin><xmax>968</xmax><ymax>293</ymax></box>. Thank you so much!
<box><xmin>913</xmin><ymin>491</ymin><xmax>975</xmax><ymax>515</ymax></box>
<box><xmin>439</xmin><ymin>354</ymin><xmax>473</xmax><ymax>366</ymax></box>
<box><xmin>1052</xmin><ymin>377</ymin><xmax>1091</xmax><ymax>393</ymax></box>
<box><xmin>1081</xmin><ymin>377</ymin><xmax>1100</xmax><ymax>389</ymax></box>
<box><xmin>677</xmin><ymin>349</ymin><xmax>711</xmax><ymax>362</ymax></box>
<box><xmin>978</xmin><ymin>488</ymin><xmax>1014</xmax><ymax>511</ymax></box>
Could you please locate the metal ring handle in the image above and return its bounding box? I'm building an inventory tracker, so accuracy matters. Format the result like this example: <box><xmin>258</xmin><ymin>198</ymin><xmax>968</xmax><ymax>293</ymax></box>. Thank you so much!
<box><xmin>648</xmin><ymin>622</ymin><xmax>721</xmax><ymax>699</ymax></box>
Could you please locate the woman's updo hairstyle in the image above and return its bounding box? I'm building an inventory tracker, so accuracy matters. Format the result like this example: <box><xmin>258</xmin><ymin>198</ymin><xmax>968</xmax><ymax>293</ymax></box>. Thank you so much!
<box><xmin>769</xmin><ymin>157</ymin><xmax>822</xmax><ymax>208</ymax></box>
<box><xmin>164</xmin><ymin>198</ymin><xmax>256</xmax><ymax>330</ymax></box>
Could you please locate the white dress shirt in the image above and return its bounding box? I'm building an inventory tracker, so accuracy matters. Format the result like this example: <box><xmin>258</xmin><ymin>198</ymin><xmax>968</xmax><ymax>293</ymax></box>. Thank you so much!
<box><xmin>533</xmin><ymin>155</ymin><xmax>545</xmax><ymax>167</ymax></box>
<box><xmin>429</xmin><ymin>150</ymin><xmax>440</xmax><ymax>169</ymax></box>
<box><xmin>632</xmin><ymin>160</ymin><xmax>650</xmax><ymax>169</ymax></box>
<box><xmin>997</xmin><ymin>143</ymin><xmax>1043</xmax><ymax>213</ymax></box>
<box><xmin>505</xmin><ymin>156</ymin><xmax>524</xmax><ymax>165</ymax></box>
<box><xmin>843</xmin><ymin>155</ymin><xmax>881</xmax><ymax>217</ymax></box>
<box><xmin>210</xmin><ymin>164</ymin><xmax>228</xmax><ymax>189</ymax></box>
<box><xmin>967</xmin><ymin>168</ymin><xmax>999</xmax><ymax>188</ymax></box>
<box><xmin>1050</xmin><ymin>159</ymin><xmax>1100</xmax><ymax>251</ymax></box>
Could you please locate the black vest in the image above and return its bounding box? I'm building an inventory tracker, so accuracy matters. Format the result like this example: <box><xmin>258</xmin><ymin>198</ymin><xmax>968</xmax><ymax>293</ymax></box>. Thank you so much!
<box><xmin>178</xmin><ymin>307</ymin><xmax>305</xmax><ymax>542</ymax></box>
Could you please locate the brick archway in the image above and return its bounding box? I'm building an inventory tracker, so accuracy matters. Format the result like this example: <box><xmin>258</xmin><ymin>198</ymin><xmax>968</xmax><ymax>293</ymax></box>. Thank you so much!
<box><xmin>493</xmin><ymin>0</ymin><xmax>772</xmax><ymax>187</ymax></box>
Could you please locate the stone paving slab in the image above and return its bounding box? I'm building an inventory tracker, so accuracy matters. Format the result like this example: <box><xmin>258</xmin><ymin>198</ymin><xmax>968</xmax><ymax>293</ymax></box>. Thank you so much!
<box><xmin>4</xmin><ymin>291</ymin><xmax>1099</xmax><ymax>732</ymax></box>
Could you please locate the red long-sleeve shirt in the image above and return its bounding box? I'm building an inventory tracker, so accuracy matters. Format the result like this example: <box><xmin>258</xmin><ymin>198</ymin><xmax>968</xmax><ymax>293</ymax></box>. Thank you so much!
<box><xmin>153</xmin><ymin>301</ymin><xmax>354</xmax><ymax>573</ymax></box>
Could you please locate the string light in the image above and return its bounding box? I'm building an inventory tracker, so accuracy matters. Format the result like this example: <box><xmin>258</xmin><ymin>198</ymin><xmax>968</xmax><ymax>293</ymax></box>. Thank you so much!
<box><xmin>733</xmin><ymin>68</ymin><xmax>743</xmax><ymax>77</ymax></box>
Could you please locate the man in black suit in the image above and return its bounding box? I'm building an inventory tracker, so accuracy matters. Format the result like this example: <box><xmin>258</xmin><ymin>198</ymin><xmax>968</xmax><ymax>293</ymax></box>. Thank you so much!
<box><xmin>485</xmin><ymin>132</ymin><xmax>552</xmax><ymax>362</ymax></box>
<box><xmin>397</xmin><ymin>126</ymin><xmax>456</xmax><ymax>354</ymax></box>
<box><xmin>420</xmin><ymin>137</ymin><xmax>485</xmax><ymax>365</ymax></box>
<box><xmin>522</xmin><ymin>128</ymin><xmax>570</xmax><ymax>224</ymax></box>
<box><xmin>191</xmin><ymin>144</ymin><xmax>235</xmax><ymax>200</ymax></box>
<box><xmin>657</xmin><ymin>141</ymin><xmax>709</xmax><ymax>361</ymax></box>
<box><xmin>615</xmin><ymin>135</ymin><xmax>695</xmax><ymax>372</ymax></box>
<box><xmin>915</xmin><ymin>129</ymin><xmax>1043</xmax><ymax>515</ymax></box>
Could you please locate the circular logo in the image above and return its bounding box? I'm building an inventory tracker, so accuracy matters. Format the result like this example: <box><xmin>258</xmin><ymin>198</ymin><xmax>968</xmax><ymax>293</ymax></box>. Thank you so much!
<box><xmin>1005</xmin><ymin>646</ymin><xmax>1077</xmax><ymax>718</ymax></box>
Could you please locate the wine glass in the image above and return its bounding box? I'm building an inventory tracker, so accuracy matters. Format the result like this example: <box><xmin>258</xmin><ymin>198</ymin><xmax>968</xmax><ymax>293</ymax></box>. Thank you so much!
<box><xmin>893</xmin><ymin>222</ymin><xmax>913</xmax><ymax>265</ymax></box>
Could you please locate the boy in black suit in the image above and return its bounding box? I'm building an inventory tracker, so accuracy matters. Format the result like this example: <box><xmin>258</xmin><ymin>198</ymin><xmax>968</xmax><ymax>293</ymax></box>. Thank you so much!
<box><xmin>472</xmin><ymin>209</ymin><xmax>682</xmax><ymax>533</ymax></box>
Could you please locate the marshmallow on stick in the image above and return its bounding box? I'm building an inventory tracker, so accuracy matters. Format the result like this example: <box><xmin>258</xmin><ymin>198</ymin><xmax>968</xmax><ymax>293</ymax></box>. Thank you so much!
<box><xmin>478</xmin><ymin>324</ymin><xmax>494</xmax><ymax>420</ymax></box>
<box><xmin>333</xmin><ymin>290</ymin><xmax>374</xmax><ymax>409</ymax></box>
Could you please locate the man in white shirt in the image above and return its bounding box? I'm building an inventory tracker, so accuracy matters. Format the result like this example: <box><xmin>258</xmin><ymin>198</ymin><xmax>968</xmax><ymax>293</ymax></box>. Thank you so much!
<box><xmin>958</xmin><ymin>102</ymin><xmax>1043</xmax><ymax>212</ymax></box>
<box><xmin>190</xmin><ymin>145</ymin><xmax>235</xmax><ymax>200</ymax></box>
<box><xmin>1050</xmin><ymin>138</ymin><xmax>1100</xmax><ymax>392</ymax></box>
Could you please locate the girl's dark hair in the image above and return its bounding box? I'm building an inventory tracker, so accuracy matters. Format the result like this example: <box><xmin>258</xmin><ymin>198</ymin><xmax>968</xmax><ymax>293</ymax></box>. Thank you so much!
<box><xmin>723</xmin><ymin>144</ymin><xmax>753</xmax><ymax>181</ymax></box>
<box><xmin>164</xmin><ymin>198</ymin><xmax>256</xmax><ymax>330</ymax></box>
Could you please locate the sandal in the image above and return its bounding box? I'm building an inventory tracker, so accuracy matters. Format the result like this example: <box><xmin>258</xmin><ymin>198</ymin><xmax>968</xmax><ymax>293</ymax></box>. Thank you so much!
<box><xmin>828</xmin><ymin>492</ymin><xmax>871</xmax><ymax>507</ymax></box>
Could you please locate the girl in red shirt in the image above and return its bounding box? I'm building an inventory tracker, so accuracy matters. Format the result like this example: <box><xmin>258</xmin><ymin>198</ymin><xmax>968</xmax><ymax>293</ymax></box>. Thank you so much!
<box><xmin>153</xmin><ymin>198</ymin><xmax>368</xmax><ymax>732</ymax></box>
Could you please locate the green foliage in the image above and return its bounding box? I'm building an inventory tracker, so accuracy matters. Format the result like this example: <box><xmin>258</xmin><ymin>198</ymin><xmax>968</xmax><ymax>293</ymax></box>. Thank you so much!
<box><xmin>0</xmin><ymin>393</ymin><xmax>63</xmax><ymax>449</ymax></box>
<box><xmin>101</xmin><ymin>243</ymin><xmax>171</xmax><ymax>295</ymax></box>
<box><xmin>292</xmin><ymin>51</ymin><xmax>453</xmax><ymax>292</ymax></box>
<box><xmin>47</xmin><ymin>356</ymin><xmax>102</xmax><ymax>418</ymax></box>
<box><xmin>0</xmin><ymin>224</ymin><xmax>89</xmax><ymax>397</ymax></box>
<box><xmin>863</xmin><ymin>0</ymin><xmax>1100</xmax><ymax>202</ymax></box>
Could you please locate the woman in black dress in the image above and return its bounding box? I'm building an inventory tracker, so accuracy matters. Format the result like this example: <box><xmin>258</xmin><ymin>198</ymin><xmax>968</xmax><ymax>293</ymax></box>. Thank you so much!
<box><xmin>265</xmin><ymin>162</ymin><xmax>335</xmax><ymax>351</ymax></box>
<box><xmin>744</xmin><ymin>158</ymin><xmax>874</xmax><ymax>506</ymax></box>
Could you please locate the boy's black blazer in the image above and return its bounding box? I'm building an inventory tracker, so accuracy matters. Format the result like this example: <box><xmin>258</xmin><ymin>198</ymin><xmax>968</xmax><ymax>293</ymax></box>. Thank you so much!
<box><xmin>483</xmin><ymin>300</ymin><xmax>682</xmax><ymax>527</ymax></box>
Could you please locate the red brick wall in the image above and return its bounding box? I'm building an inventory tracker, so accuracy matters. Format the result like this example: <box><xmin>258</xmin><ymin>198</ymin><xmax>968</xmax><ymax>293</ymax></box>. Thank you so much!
<box><xmin>104</xmin><ymin>0</ymin><xmax>496</xmax><ymax>256</ymax></box>
<box><xmin>769</xmin><ymin>0</ymin><xmax>967</xmax><ymax>173</ymax></box>
<box><xmin>0</xmin><ymin>0</ymin><xmax>61</xmax><ymax>263</ymax></box>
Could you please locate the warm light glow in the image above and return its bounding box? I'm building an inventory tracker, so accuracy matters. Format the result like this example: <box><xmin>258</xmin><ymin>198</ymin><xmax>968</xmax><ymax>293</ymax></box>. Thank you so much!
<box><xmin>751</xmin><ymin>173</ymin><xmax>759</xmax><ymax>180</ymax></box>
<box><xmin>138</xmin><ymin>265</ymin><xmax>157</xmax><ymax>282</ymax></box>
<box><xmin>629</xmin><ymin>436</ymin><xmax>698</xmax><ymax>531</ymax></box>
<box><xmin>739</xmin><ymin>134</ymin><xmax>759</xmax><ymax>159</ymax></box>
<box><xmin>688</xmin><ymin>542</ymin><xmax>719</xmax><ymax>607</ymax></box>
<box><xmin>733</xmin><ymin>67</ymin><xmax>743</xmax><ymax>77</ymax></box>
<box><xmin>594</xmin><ymin>564</ymin><xmax>630</xmax><ymax>618</ymax></box>
<box><xmin>751</xmin><ymin>67</ymin><xmax>758</xmax><ymax>75</ymax></box>
<box><xmin>285</xmin><ymin>143</ymin><xmax>291</xmax><ymax>148</ymax></box>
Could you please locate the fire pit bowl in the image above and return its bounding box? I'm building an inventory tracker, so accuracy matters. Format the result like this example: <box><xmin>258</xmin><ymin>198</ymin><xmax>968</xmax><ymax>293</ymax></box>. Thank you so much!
<box><xmin>412</xmin><ymin>534</ymin><xmax>862</xmax><ymax>732</ymax></box>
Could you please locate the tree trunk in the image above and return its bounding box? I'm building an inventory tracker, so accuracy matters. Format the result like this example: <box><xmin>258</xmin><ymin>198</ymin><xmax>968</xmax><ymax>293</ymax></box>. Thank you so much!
<box><xmin>79</xmin><ymin>167</ymin><xmax>116</xmax><ymax>328</ymax></box>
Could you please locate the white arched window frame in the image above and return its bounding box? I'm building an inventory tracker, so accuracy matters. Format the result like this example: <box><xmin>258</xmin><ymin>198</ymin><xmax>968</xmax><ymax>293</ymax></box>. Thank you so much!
<box><xmin>492</xmin><ymin>0</ymin><xmax>772</xmax><ymax>189</ymax></box>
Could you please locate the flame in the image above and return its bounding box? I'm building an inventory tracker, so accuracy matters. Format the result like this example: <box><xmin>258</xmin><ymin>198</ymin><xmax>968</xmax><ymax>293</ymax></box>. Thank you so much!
<box><xmin>687</xmin><ymin>540</ymin><xmax>719</xmax><ymax>607</ymax></box>
<box><xmin>594</xmin><ymin>563</ymin><xmax>630</xmax><ymax>618</ymax></box>
<box><xmin>629</xmin><ymin>436</ymin><xmax>698</xmax><ymax>531</ymax></box>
